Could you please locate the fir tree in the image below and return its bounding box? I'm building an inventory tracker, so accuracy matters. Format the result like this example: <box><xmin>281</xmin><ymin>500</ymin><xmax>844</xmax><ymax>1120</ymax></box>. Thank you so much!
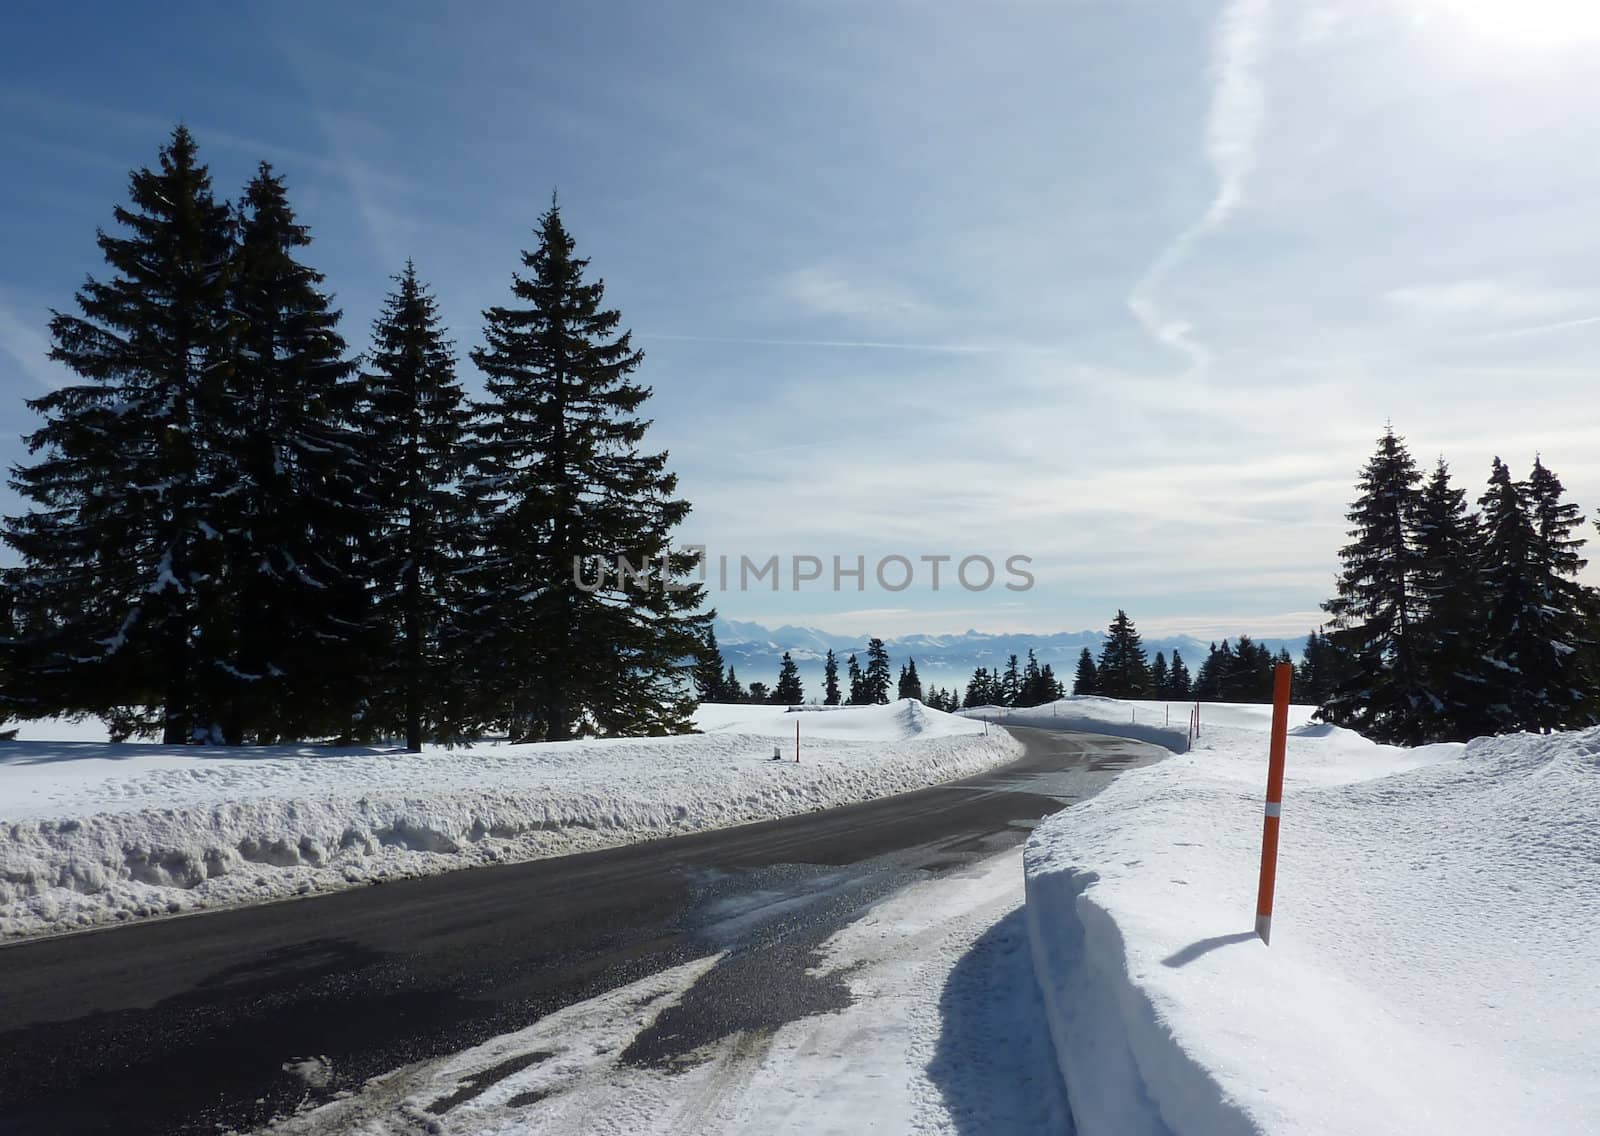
<box><xmin>1409</xmin><ymin>459</ymin><xmax>1486</xmax><ymax>739</ymax></box>
<box><xmin>724</xmin><ymin>665</ymin><xmax>745</xmax><ymax>703</ymax></box>
<box><xmin>1169</xmin><ymin>649</ymin><xmax>1192</xmax><ymax>699</ymax></box>
<box><xmin>1321</xmin><ymin>427</ymin><xmax>1427</xmax><ymax>743</ymax></box>
<box><xmin>864</xmin><ymin>638</ymin><xmax>892</xmax><ymax>703</ymax></box>
<box><xmin>460</xmin><ymin>200</ymin><xmax>708</xmax><ymax>740</ymax></box>
<box><xmin>1150</xmin><ymin>651</ymin><xmax>1169</xmax><ymax>698</ymax></box>
<box><xmin>0</xmin><ymin>572</ymin><xmax>15</xmax><ymax>734</ymax></box>
<box><xmin>1019</xmin><ymin>649</ymin><xmax>1044</xmax><ymax>706</ymax></box>
<box><xmin>746</xmin><ymin>681</ymin><xmax>771</xmax><ymax>704</ymax></box>
<box><xmin>964</xmin><ymin>666</ymin><xmax>998</xmax><ymax>708</ymax></box>
<box><xmin>823</xmin><ymin>648</ymin><xmax>841</xmax><ymax>706</ymax></box>
<box><xmin>1478</xmin><ymin>458</ymin><xmax>1595</xmax><ymax>732</ymax></box>
<box><xmin>897</xmin><ymin>657</ymin><xmax>923</xmax><ymax>701</ymax></box>
<box><xmin>1225</xmin><ymin>635</ymin><xmax>1272</xmax><ymax>702</ymax></box>
<box><xmin>1096</xmin><ymin>610</ymin><xmax>1150</xmax><ymax>698</ymax></box>
<box><xmin>847</xmin><ymin>653</ymin><xmax>866</xmax><ymax>705</ymax></box>
<box><xmin>1193</xmin><ymin>641</ymin><xmax>1226</xmax><ymax>702</ymax></box>
<box><xmin>774</xmin><ymin>651</ymin><xmax>804</xmax><ymax>705</ymax></box>
<box><xmin>1072</xmin><ymin>648</ymin><xmax>1098</xmax><ymax>695</ymax></box>
<box><xmin>1041</xmin><ymin>662</ymin><xmax>1064</xmax><ymax>701</ymax></box>
<box><xmin>695</xmin><ymin>627</ymin><xmax>728</xmax><ymax>704</ymax></box>
<box><xmin>221</xmin><ymin>163</ymin><xmax>373</xmax><ymax>744</ymax></box>
<box><xmin>4</xmin><ymin>126</ymin><xmax>235</xmax><ymax>743</ymax></box>
<box><xmin>362</xmin><ymin>261</ymin><xmax>471</xmax><ymax>749</ymax></box>
<box><xmin>999</xmin><ymin>653</ymin><xmax>1021</xmax><ymax>706</ymax></box>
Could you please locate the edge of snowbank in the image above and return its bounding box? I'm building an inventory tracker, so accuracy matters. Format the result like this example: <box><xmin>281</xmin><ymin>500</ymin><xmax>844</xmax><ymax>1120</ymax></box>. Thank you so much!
<box><xmin>1023</xmin><ymin>856</ymin><xmax>1259</xmax><ymax>1136</ymax></box>
<box><xmin>1014</xmin><ymin>697</ymin><xmax>1261</xmax><ymax>1136</ymax></box>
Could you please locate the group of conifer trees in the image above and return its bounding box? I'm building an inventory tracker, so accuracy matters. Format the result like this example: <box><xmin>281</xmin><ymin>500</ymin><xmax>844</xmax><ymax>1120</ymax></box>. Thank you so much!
<box><xmin>0</xmin><ymin>126</ymin><xmax>707</xmax><ymax>747</ymax></box>
<box><xmin>1068</xmin><ymin>613</ymin><xmax>1300</xmax><ymax>703</ymax></box>
<box><xmin>1315</xmin><ymin>427</ymin><xmax>1598</xmax><ymax>744</ymax></box>
<box><xmin>959</xmin><ymin>650</ymin><xmax>1065</xmax><ymax>709</ymax></box>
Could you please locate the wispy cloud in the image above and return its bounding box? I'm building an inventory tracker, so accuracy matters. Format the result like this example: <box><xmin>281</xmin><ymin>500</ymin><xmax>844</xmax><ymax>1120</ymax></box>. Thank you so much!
<box><xmin>636</xmin><ymin>332</ymin><xmax>1036</xmax><ymax>354</ymax></box>
<box><xmin>1126</xmin><ymin>0</ymin><xmax>1273</xmax><ymax>378</ymax></box>
<box><xmin>781</xmin><ymin>265</ymin><xmax>930</xmax><ymax>325</ymax></box>
<box><xmin>1477</xmin><ymin>314</ymin><xmax>1600</xmax><ymax>340</ymax></box>
<box><xmin>1385</xmin><ymin>279</ymin><xmax>1599</xmax><ymax>321</ymax></box>
<box><xmin>0</xmin><ymin>295</ymin><xmax>69</xmax><ymax>390</ymax></box>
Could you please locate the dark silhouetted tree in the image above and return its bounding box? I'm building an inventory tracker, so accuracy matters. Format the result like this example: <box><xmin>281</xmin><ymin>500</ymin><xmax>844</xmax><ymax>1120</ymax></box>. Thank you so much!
<box><xmin>460</xmin><ymin>201</ymin><xmax>708</xmax><ymax>740</ymax></box>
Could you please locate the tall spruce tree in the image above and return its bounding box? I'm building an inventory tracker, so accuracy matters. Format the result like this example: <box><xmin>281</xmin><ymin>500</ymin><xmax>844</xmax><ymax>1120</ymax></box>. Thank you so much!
<box><xmin>694</xmin><ymin>627</ymin><xmax>728</xmax><ymax>704</ymax></box>
<box><xmin>823</xmin><ymin>648</ymin><xmax>841</xmax><ymax>706</ymax></box>
<box><xmin>999</xmin><ymin>654</ymin><xmax>1022</xmax><ymax>706</ymax></box>
<box><xmin>1072</xmin><ymin>648</ymin><xmax>1099</xmax><ymax>695</ymax></box>
<box><xmin>221</xmin><ymin>164</ymin><xmax>372</xmax><ymax>744</ymax></box>
<box><xmin>461</xmin><ymin>200</ymin><xmax>708</xmax><ymax>739</ymax></box>
<box><xmin>897</xmin><ymin>657</ymin><xmax>923</xmax><ymax>702</ymax></box>
<box><xmin>1320</xmin><ymin>428</ymin><xmax>1427</xmax><ymax>743</ymax></box>
<box><xmin>1150</xmin><ymin>651</ymin><xmax>1169</xmax><ymax>698</ymax></box>
<box><xmin>1478</xmin><ymin>458</ymin><xmax>1595</xmax><ymax>733</ymax></box>
<box><xmin>847</xmin><ymin>653</ymin><xmax>865</xmax><ymax>705</ymax></box>
<box><xmin>1041</xmin><ymin>662</ymin><xmax>1064</xmax><ymax>701</ymax></box>
<box><xmin>1193</xmin><ymin>642</ymin><xmax>1225</xmax><ymax>701</ymax></box>
<box><xmin>774</xmin><ymin>651</ymin><xmax>804</xmax><ymax>705</ymax></box>
<box><xmin>1020</xmin><ymin>649</ymin><xmax>1044</xmax><ymax>706</ymax></box>
<box><xmin>1409</xmin><ymin>459</ymin><xmax>1486</xmax><ymax>739</ymax></box>
<box><xmin>964</xmin><ymin>666</ymin><xmax>994</xmax><ymax>708</ymax></box>
<box><xmin>0</xmin><ymin>572</ymin><xmax>15</xmax><ymax>734</ymax></box>
<box><xmin>1096</xmin><ymin>610</ymin><xmax>1150</xmax><ymax>698</ymax></box>
<box><xmin>864</xmin><ymin>638</ymin><xmax>892</xmax><ymax>704</ymax></box>
<box><xmin>1169</xmin><ymin>649</ymin><xmax>1192</xmax><ymax>699</ymax></box>
<box><xmin>362</xmin><ymin>262</ymin><xmax>470</xmax><ymax>749</ymax></box>
<box><xmin>4</xmin><ymin>127</ymin><xmax>235</xmax><ymax>742</ymax></box>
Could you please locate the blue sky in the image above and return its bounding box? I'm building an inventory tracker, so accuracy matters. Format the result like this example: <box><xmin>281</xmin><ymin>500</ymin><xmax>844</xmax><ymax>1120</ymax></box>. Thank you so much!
<box><xmin>3</xmin><ymin>0</ymin><xmax>1598</xmax><ymax>640</ymax></box>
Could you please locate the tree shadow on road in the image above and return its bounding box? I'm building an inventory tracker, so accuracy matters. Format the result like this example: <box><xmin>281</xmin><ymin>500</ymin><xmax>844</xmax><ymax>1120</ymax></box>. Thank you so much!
<box><xmin>926</xmin><ymin>907</ymin><xmax>1077</xmax><ymax>1135</ymax></box>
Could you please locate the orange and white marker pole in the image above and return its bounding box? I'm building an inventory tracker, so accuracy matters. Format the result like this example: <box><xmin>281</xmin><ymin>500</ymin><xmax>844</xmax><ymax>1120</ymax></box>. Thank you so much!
<box><xmin>1255</xmin><ymin>662</ymin><xmax>1293</xmax><ymax>945</ymax></box>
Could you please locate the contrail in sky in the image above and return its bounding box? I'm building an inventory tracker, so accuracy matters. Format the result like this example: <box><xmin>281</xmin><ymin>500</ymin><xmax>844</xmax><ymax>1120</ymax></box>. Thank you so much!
<box><xmin>1127</xmin><ymin>0</ymin><xmax>1273</xmax><ymax>380</ymax></box>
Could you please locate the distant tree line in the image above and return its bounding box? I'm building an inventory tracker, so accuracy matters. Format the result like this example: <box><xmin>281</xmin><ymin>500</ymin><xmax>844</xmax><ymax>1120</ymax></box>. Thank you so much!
<box><xmin>1313</xmin><ymin>427</ymin><xmax>1599</xmax><ymax>744</ymax></box>
<box><xmin>697</xmin><ymin>633</ymin><xmax>935</xmax><ymax>707</ymax></box>
<box><xmin>0</xmin><ymin>126</ymin><xmax>708</xmax><ymax>748</ymax></box>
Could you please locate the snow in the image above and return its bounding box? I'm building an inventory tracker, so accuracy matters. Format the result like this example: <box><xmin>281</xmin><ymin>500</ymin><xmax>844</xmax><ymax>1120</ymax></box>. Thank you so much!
<box><xmin>0</xmin><ymin>700</ymin><xmax>1020</xmax><ymax>941</ymax></box>
<box><xmin>961</xmin><ymin>695</ymin><xmax>1320</xmax><ymax>754</ymax></box>
<box><xmin>1023</xmin><ymin>701</ymin><xmax>1600</xmax><ymax>1136</ymax></box>
<box><xmin>242</xmin><ymin>846</ymin><xmax>1068</xmax><ymax>1136</ymax></box>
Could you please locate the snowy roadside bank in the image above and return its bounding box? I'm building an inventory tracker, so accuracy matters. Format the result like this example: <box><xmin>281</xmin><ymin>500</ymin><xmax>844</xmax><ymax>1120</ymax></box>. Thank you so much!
<box><xmin>0</xmin><ymin>700</ymin><xmax>1021</xmax><ymax>941</ymax></box>
<box><xmin>1022</xmin><ymin>703</ymin><xmax>1600</xmax><ymax>1136</ymax></box>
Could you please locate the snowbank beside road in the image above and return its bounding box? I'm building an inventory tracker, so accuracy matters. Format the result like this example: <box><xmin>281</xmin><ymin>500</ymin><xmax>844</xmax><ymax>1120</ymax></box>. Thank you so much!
<box><xmin>963</xmin><ymin>696</ymin><xmax>1319</xmax><ymax>754</ymax></box>
<box><xmin>0</xmin><ymin>700</ymin><xmax>1020</xmax><ymax>940</ymax></box>
<box><xmin>1024</xmin><ymin>706</ymin><xmax>1600</xmax><ymax>1136</ymax></box>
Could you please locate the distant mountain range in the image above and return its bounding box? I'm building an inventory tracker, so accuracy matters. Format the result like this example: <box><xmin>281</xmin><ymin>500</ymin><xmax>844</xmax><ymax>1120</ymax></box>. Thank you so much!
<box><xmin>712</xmin><ymin>618</ymin><xmax>1308</xmax><ymax>695</ymax></box>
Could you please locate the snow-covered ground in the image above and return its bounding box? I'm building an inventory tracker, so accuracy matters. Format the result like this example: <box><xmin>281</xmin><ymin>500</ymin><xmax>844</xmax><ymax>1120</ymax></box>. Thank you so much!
<box><xmin>962</xmin><ymin>695</ymin><xmax>1320</xmax><ymax>753</ymax></box>
<box><xmin>0</xmin><ymin>700</ymin><xmax>1020</xmax><ymax>940</ymax></box>
<box><xmin>245</xmin><ymin>846</ymin><xmax>1068</xmax><ymax>1136</ymax></box>
<box><xmin>1024</xmin><ymin>703</ymin><xmax>1600</xmax><ymax>1136</ymax></box>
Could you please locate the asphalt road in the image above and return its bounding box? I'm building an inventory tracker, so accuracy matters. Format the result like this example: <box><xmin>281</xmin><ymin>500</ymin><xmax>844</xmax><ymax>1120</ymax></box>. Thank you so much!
<box><xmin>0</xmin><ymin>725</ymin><xmax>1165</xmax><ymax>1135</ymax></box>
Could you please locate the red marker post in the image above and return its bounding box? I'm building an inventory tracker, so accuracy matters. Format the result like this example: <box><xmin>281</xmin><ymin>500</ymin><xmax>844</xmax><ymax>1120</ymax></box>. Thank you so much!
<box><xmin>1255</xmin><ymin>662</ymin><xmax>1293</xmax><ymax>944</ymax></box>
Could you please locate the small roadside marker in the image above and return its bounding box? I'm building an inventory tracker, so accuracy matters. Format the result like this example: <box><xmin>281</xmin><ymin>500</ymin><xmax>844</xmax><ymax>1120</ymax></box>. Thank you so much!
<box><xmin>1255</xmin><ymin>663</ymin><xmax>1293</xmax><ymax>944</ymax></box>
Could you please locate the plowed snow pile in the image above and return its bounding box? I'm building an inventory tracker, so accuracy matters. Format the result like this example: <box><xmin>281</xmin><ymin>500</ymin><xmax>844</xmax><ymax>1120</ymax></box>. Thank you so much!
<box><xmin>1025</xmin><ymin>709</ymin><xmax>1600</xmax><ymax>1136</ymax></box>
<box><xmin>0</xmin><ymin>699</ymin><xmax>1019</xmax><ymax>940</ymax></box>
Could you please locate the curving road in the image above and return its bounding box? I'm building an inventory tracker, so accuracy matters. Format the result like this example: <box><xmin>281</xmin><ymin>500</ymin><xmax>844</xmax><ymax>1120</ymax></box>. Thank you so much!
<box><xmin>0</xmin><ymin>725</ymin><xmax>1165</xmax><ymax>1135</ymax></box>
